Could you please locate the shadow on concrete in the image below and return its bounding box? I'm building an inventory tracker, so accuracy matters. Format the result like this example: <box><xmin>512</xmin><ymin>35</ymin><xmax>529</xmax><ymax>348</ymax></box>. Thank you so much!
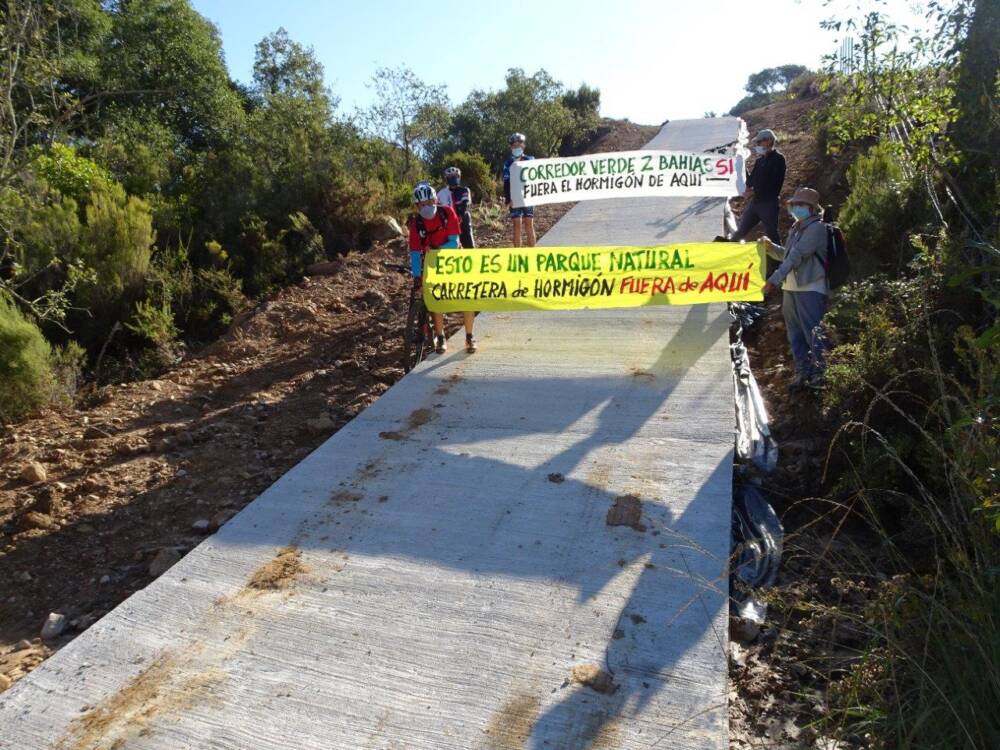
<box><xmin>3</xmin><ymin>306</ymin><xmax>733</xmax><ymax>749</ymax></box>
<box><xmin>648</xmin><ymin>197</ymin><xmax>728</xmax><ymax>239</ymax></box>
<box><xmin>242</xmin><ymin>304</ymin><xmax>734</xmax><ymax>747</ymax></box>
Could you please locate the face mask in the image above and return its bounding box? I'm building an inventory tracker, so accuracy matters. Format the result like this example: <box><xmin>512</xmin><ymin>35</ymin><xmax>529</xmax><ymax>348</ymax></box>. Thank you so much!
<box><xmin>511</xmin><ymin>147</ymin><xmax>524</xmax><ymax>158</ymax></box>
<box><xmin>790</xmin><ymin>205</ymin><xmax>811</xmax><ymax>221</ymax></box>
<box><xmin>418</xmin><ymin>205</ymin><xmax>437</xmax><ymax>220</ymax></box>
<box><xmin>446</xmin><ymin>176</ymin><xmax>460</xmax><ymax>186</ymax></box>
<box><xmin>754</xmin><ymin>145</ymin><xmax>766</xmax><ymax>156</ymax></box>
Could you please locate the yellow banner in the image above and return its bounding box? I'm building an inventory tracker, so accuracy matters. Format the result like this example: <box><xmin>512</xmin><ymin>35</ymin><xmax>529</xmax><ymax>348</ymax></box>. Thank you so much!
<box><xmin>423</xmin><ymin>242</ymin><xmax>765</xmax><ymax>312</ymax></box>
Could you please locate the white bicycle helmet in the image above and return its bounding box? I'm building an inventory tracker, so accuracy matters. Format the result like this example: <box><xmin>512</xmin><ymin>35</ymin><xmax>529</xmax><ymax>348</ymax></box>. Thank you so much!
<box><xmin>443</xmin><ymin>166</ymin><xmax>461</xmax><ymax>179</ymax></box>
<box><xmin>412</xmin><ymin>181</ymin><xmax>436</xmax><ymax>203</ymax></box>
<box><xmin>509</xmin><ymin>132</ymin><xmax>526</xmax><ymax>144</ymax></box>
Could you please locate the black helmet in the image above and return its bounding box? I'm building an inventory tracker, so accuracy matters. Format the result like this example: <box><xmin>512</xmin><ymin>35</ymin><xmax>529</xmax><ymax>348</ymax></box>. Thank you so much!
<box><xmin>509</xmin><ymin>132</ymin><xmax>526</xmax><ymax>145</ymax></box>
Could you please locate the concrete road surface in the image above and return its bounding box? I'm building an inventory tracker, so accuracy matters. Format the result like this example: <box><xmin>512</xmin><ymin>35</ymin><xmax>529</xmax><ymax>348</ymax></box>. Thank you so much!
<box><xmin>0</xmin><ymin>117</ymin><xmax>741</xmax><ymax>749</ymax></box>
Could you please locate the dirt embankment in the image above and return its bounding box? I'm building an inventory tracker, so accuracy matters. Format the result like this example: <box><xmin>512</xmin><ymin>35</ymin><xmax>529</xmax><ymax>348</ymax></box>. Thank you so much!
<box><xmin>729</xmin><ymin>95</ymin><xmax>883</xmax><ymax>750</ymax></box>
<box><xmin>0</xmin><ymin>116</ymin><xmax>661</xmax><ymax>694</ymax></box>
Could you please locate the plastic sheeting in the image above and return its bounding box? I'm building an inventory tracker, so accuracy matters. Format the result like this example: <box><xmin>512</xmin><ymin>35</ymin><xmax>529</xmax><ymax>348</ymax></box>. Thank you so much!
<box><xmin>729</xmin><ymin>302</ymin><xmax>784</xmax><ymax>629</ymax></box>
<box><xmin>730</xmin><ymin>303</ymin><xmax>778</xmax><ymax>474</ymax></box>
<box><xmin>731</xmin><ymin>483</ymin><xmax>783</xmax><ymax>623</ymax></box>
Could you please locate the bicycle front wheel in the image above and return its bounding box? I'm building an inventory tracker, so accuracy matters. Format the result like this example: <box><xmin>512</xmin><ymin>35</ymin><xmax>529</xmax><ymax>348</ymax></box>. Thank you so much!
<box><xmin>402</xmin><ymin>293</ymin><xmax>428</xmax><ymax>373</ymax></box>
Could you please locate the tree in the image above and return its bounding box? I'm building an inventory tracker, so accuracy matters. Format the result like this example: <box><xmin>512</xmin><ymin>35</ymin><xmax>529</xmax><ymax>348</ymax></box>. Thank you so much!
<box><xmin>729</xmin><ymin>64</ymin><xmax>811</xmax><ymax>116</ymax></box>
<box><xmin>0</xmin><ymin>0</ymin><xmax>106</xmax><ymax>192</ymax></box>
<box><xmin>360</xmin><ymin>66</ymin><xmax>450</xmax><ymax>180</ymax></box>
<box><xmin>252</xmin><ymin>27</ymin><xmax>328</xmax><ymax>103</ymax></box>
<box><xmin>560</xmin><ymin>83</ymin><xmax>601</xmax><ymax>153</ymax></box>
<box><xmin>95</xmin><ymin>0</ymin><xmax>244</xmax><ymax>151</ymax></box>
<box><xmin>745</xmin><ymin>65</ymin><xmax>808</xmax><ymax>96</ymax></box>
<box><xmin>445</xmin><ymin>69</ymin><xmax>586</xmax><ymax>169</ymax></box>
<box><xmin>949</xmin><ymin>0</ymin><xmax>999</xmax><ymax>236</ymax></box>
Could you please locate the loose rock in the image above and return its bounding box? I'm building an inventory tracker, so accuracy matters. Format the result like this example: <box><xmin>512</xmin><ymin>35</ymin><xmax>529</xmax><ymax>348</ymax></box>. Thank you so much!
<box><xmin>148</xmin><ymin>548</ymin><xmax>182</xmax><ymax>578</ymax></box>
<box><xmin>369</xmin><ymin>215</ymin><xmax>405</xmax><ymax>241</ymax></box>
<box><xmin>571</xmin><ymin>663</ymin><xmax>616</xmax><ymax>694</ymax></box>
<box><xmin>305</xmin><ymin>260</ymin><xmax>341</xmax><ymax>277</ymax></box>
<box><xmin>21</xmin><ymin>511</ymin><xmax>59</xmax><ymax>531</ymax></box>
<box><xmin>210</xmin><ymin>509</ymin><xmax>235</xmax><ymax>531</ymax></box>
<box><xmin>305</xmin><ymin>415</ymin><xmax>336</xmax><ymax>435</ymax></box>
<box><xmin>362</xmin><ymin>289</ymin><xmax>389</xmax><ymax>308</ymax></box>
<box><xmin>20</xmin><ymin>462</ymin><xmax>47</xmax><ymax>484</ymax></box>
<box><xmin>83</xmin><ymin>425</ymin><xmax>112</xmax><ymax>441</ymax></box>
<box><xmin>192</xmin><ymin>519</ymin><xmax>211</xmax><ymax>533</ymax></box>
<box><xmin>40</xmin><ymin>612</ymin><xmax>67</xmax><ymax>640</ymax></box>
<box><xmin>606</xmin><ymin>494</ymin><xmax>646</xmax><ymax>532</ymax></box>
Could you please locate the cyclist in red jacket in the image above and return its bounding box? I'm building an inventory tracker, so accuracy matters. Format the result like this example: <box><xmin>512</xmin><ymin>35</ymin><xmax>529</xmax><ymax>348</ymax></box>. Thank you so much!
<box><xmin>408</xmin><ymin>181</ymin><xmax>477</xmax><ymax>354</ymax></box>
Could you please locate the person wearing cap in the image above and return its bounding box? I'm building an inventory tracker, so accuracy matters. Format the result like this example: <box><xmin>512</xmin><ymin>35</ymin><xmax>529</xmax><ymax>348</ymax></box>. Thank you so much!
<box><xmin>502</xmin><ymin>132</ymin><xmax>536</xmax><ymax>247</ymax></box>
<box><xmin>761</xmin><ymin>187</ymin><xmax>829</xmax><ymax>388</ymax></box>
<box><xmin>732</xmin><ymin>129</ymin><xmax>786</xmax><ymax>250</ymax></box>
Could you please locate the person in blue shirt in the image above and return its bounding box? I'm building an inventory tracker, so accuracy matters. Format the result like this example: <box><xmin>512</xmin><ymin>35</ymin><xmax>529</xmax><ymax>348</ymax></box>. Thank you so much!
<box><xmin>502</xmin><ymin>132</ymin><xmax>536</xmax><ymax>247</ymax></box>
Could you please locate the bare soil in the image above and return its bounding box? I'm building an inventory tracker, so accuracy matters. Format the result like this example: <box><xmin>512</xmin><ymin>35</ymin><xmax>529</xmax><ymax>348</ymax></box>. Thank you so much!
<box><xmin>732</xmin><ymin>92</ymin><xmax>853</xmax><ymax>240</ymax></box>
<box><xmin>246</xmin><ymin>546</ymin><xmax>304</xmax><ymax>591</ymax></box>
<box><xmin>605</xmin><ymin>494</ymin><xmax>646</xmax><ymax>532</ymax></box>
<box><xmin>727</xmin><ymin>94</ymin><xmax>881</xmax><ymax>750</ymax></box>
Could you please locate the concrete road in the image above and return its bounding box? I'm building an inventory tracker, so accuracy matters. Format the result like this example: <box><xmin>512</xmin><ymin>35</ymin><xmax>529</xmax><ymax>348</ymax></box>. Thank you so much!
<box><xmin>0</xmin><ymin>118</ymin><xmax>741</xmax><ymax>750</ymax></box>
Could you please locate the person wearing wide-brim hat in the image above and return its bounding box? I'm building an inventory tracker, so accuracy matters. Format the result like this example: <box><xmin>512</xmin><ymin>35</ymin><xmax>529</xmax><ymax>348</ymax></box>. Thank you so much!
<box><xmin>732</xmin><ymin>129</ymin><xmax>786</xmax><ymax>248</ymax></box>
<box><xmin>760</xmin><ymin>187</ymin><xmax>829</xmax><ymax>389</ymax></box>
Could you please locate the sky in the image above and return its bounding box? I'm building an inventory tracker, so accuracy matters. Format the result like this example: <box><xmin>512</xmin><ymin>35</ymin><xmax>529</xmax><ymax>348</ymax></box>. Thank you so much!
<box><xmin>191</xmin><ymin>0</ymin><xmax>927</xmax><ymax>124</ymax></box>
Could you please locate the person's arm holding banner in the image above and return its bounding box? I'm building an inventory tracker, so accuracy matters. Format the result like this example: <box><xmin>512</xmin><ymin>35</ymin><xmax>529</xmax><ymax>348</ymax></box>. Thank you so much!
<box><xmin>502</xmin><ymin>158</ymin><xmax>513</xmax><ymax>208</ymax></box>
<box><xmin>760</xmin><ymin>225</ymin><xmax>824</xmax><ymax>295</ymax></box>
<box><xmin>439</xmin><ymin>206</ymin><xmax>461</xmax><ymax>249</ymax></box>
<box><xmin>407</xmin><ymin>218</ymin><xmax>423</xmax><ymax>280</ymax></box>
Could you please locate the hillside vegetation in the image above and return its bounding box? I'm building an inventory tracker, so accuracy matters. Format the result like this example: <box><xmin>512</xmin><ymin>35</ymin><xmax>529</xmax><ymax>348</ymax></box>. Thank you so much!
<box><xmin>730</xmin><ymin>2</ymin><xmax>999</xmax><ymax>748</ymax></box>
<box><xmin>0</xmin><ymin>0</ymin><xmax>601</xmax><ymax>422</ymax></box>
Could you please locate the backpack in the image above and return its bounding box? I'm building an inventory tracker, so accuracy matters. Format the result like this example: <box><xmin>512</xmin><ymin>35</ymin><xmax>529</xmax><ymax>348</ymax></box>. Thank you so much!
<box><xmin>823</xmin><ymin>222</ymin><xmax>850</xmax><ymax>289</ymax></box>
<box><xmin>412</xmin><ymin>206</ymin><xmax>450</xmax><ymax>246</ymax></box>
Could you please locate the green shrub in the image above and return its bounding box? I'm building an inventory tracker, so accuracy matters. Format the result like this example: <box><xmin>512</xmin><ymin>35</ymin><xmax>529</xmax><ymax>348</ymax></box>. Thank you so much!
<box><xmin>473</xmin><ymin>203</ymin><xmax>506</xmax><ymax>232</ymax></box>
<box><xmin>438</xmin><ymin>150</ymin><xmax>497</xmax><ymax>203</ymax></box>
<box><xmin>30</xmin><ymin>143</ymin><xmax>112</xmax><ymax>207</ymax></box>
<box><xmin>729</xmin><ymin>92</ymin><xmax>781</xmax><ymax>116</ymax></box>
<box><xmin>823</xmin><ymin>273</ymin><xmax>926</xmax><ymax>416</ymax></box>
<box><xmin>0</xmin><ymin>294</ymin><xmax>54</xmax><ymax>423</ymax></box>
<box><xmin>233</xmin><ymin>214</ymin><xmax>289</xmax><ymax>297</ymax></box>
<box><xmin>125</xmin><ymin>297</ymin><xmax>178</xmax><ymax>347</ymax></box>
<box><xmin>787</xmin><ymin>71</ymin><xmax>820</xmax><ymax>98</ymax></box>
<box><xmin>839</xmin><ymin>142</ymin><xmax>929</xmax><ymax>276</ymax></box>
<box><xmin>179</xmin><ymin>268</ymin><xmax>246</xmax><ymax>340</ymax></box>
<box><xmin>286</xmin><ymin>211</ymin><xmax>326</xmax><ymax>275</ymax></box>
<box><xmin>151</xmin><ymin>242</ymin><xmax>246</xmax><ymax>341</ymax></box>
<box><xmin>80</xmin><ymin>182</ymin><xmax>156</xmax><ymax>301</ymax></box>
<box><xmin>0</xmin><ymin>183</ymin><xmax>83</xmax><ymax>313</ymax></box>
<box><xmin>49</xmin><ymin>340</ymin><xmax>86</xmax><ymax>406</ymax></box>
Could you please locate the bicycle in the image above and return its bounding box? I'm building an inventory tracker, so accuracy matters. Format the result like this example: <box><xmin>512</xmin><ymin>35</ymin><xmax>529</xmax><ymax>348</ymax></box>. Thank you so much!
<box><xmin>385</xmin><ymin>262</ymin><xmax>433</xmax><ymax>372</ymax></box>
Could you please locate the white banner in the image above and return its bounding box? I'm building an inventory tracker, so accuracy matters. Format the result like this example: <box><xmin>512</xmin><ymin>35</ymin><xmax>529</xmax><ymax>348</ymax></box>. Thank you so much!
<box><xmin>510</xmin><ymin>123</ymin><xmax>749</xmax><ymax>207</ymax></box>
